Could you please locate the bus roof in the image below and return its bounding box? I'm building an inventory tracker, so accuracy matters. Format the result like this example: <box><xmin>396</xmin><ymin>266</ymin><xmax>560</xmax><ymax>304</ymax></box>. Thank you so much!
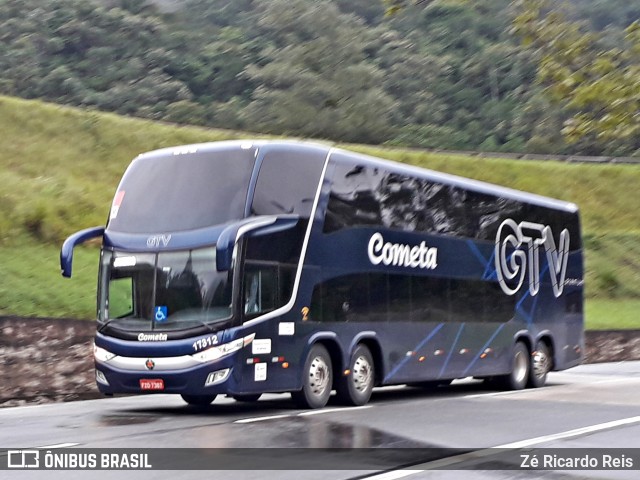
<box><xmin>138</xmin><ymin>140</ymin><xmax>578</xmax><ymax>214</ymax></box>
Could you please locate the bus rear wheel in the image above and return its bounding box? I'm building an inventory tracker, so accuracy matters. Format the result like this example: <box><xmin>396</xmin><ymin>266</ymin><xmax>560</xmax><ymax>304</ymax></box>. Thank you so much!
<box><xmin>499</xmin><ymin>341</ymin><xmax>530</xmax><ymax>390</ymax></box>
<box><xmin>291</xmin><ymin>344</ymin><xmax>333</xmax><ymax>409</ymax></box>
<box><xmin>336</xmin><ymin>344</ymin><xmax>375</xmax><ymax>406</ymax></box>
<box><xmin>528</xmin><ymin>341</ymin><xmax>552</xmax><ymax>388</ymax></box>
<box><xmin>181</xmin><ymin>394</ymin><xmax>217</xmax><ymax>406</ymax></box>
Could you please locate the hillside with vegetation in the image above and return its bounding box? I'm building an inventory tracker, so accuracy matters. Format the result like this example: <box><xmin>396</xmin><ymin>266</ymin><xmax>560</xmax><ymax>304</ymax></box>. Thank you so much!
<box><xmin>0</xmin><ymin>96</ymin><xmax>638</xmax><ymax>329</ymax></box>
<box><xmin>1</xmin><ymin>0</ymin><xmax>638</xmax><ymax>156</ymax></box>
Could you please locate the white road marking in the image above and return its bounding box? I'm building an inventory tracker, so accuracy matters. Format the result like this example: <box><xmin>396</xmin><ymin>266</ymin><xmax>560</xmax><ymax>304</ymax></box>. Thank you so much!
<box><xmin>494</xmin><ymin>415</ymin><xmax>640</xmax><ymax>449</ymax></box>
<box><xmin>463</xmin><ymin>376</ymin><xmax>640</xmax><ymax>399</ymax></box>
<box><xmin>36</xmin><ymin>443</ymin><xmax>80</xmax><ymax>449</ymax></box>
<box><xmin>463</xmin><ymin>390</ymin><xmax>528</xmax><ymax>399</ymax></box>
<box><xmin>297</xmin><ymin>406</ymin><xmax>372</xmax><ymax>416</ymax></box>
<box><xmin>234</xmin><ymin>414</ymin><xmax>291</xmax><ymax>424</ymax></box>
<box><xmin>591</xmin><ymin>377</ymin><xmax>640</xmax><ymax>385</ymax></box>
<box><xmin>363</xmin><ymin>470</ymin><xmax>424</xmax><ymax>480</ymax></box>
<box><xmin>234</xmin><ymin>405</ymin><xmax>372</xmax><ymax>423</ymax></box>
<box><xmin>362</xmin><ymin>415</ymin><xmax>640</xmax><ymax>479</ymax></box>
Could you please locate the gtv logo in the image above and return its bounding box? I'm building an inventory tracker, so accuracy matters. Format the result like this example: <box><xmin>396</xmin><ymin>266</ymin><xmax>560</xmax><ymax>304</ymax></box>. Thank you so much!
<box><xmin>146</xmin><ymin>234</ymin><xmax>171</xmax><ymax>248</ymax></box>
<box><xmin>495</xmin><ymin>219</ymin><xmax>570</xmax><ymax>298</ymax></box>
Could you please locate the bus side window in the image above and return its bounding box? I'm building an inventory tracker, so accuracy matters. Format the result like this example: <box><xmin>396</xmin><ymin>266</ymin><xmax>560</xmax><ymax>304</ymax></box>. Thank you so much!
<box><xmin>243</xmin><ymin>265</ymin><xmax>278</xmax><ymax>317</ymax></box>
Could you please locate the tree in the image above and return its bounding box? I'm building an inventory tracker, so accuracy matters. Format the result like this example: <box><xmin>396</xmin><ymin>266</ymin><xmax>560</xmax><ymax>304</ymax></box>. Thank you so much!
<box><xmin>241</xmin><ymin>0</ymin><xmax>395</xmax><ymax>143</ymax></box>
<box><xmin>513</xmin><ymin>0</ymin><xmax>640</xmax><ymax>154</ymax></box>
<box><xmin>381</xmin><ymin>0</ymin><xmax>542</xmax><ymax>152</ymax></box>
<box><xmin>383</xmin><ymin>0</ymin><xmax>439</xmax><ymax>16</ymax></box>
<box><xmin>0</xmin><ymin>0</ymin><xmax>192</xmax><ymax>118</ymax></box>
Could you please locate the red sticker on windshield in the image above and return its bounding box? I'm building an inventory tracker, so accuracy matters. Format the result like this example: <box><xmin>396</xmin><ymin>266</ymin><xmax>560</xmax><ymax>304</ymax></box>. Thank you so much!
<box><xmin>110</xmin><ymin>191</ymin><xmax>125</xmax><ymax>220</ymax></box>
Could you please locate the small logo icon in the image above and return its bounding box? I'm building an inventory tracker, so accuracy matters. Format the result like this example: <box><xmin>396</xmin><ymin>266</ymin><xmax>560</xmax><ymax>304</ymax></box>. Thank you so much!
<box><xmin>147</xmin><ymin>234</ymin><xmax>172</xmax><ymax>248</ymax></box>
<box><xmin>145</xmin><ymin>359</ymin><xmax>155</xmax><ymax>370</ymax></box>
<box><xmin>154</xmin><ymin>306</ymin><xmax>168</xmax><ymax>322</ymax></box>
<box><xmin>8</xmin><ymin>450</ymin><xmax>40</xmax><ymax>468</ymax></box>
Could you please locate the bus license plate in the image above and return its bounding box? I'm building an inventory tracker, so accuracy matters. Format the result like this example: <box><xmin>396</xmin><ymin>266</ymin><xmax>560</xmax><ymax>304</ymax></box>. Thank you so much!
<box><xmin>139</xmin><ymin>379</ymin><xmax>164</xmax><ymax>391</ymax></box>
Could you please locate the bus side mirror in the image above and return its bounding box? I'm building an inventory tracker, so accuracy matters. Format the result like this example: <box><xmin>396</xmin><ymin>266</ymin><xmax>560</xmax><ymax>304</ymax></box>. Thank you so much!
<box><xmin>60</xmin><ymin>226</ymin><xmax>105</xmax><ymax>278</ymax></box>
<box><xmin>216</xmin><ymin>216</ymin><xmax>299</xmax><ymax>271</ymax></box>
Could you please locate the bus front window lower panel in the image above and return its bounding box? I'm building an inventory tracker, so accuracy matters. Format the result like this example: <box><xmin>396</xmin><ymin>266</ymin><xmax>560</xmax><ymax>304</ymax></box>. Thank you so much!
<box><xmin>99</xmin><ymin>247</ymin><xmax>234</xmax><ymax>333</ymax></box>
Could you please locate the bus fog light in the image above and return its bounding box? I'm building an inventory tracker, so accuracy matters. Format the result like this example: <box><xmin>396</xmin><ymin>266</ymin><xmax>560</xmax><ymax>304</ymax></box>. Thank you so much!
<box><xmin>96</xmin><ymin>370</ymin><xmax>109</xmax><ymax>386</ymax></box>
<box><xmin>205</xmin><ymin>368</ymin><xmax>231</xmax><ymax>387</ymax></box>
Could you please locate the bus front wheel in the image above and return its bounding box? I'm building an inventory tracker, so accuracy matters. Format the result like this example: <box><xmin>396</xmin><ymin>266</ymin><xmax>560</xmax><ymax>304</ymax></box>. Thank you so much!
<box><xmin>291</xmin><ymin>344</ymin><xmax>333</xmax><ymax>409</ymax></box>
<box><xmin>336</xmin><ymin>344</ymin><xmax>375</xmax><ymax>406</ymax></box>
<box><xmin>181</xmin><ymin>394</ymin><xmax>217</xmax><ymax>406</ymax></box>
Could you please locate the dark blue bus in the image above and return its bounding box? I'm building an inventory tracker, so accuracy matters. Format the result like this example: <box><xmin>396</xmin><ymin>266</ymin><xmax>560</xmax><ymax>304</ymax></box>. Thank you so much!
<box><xmin>61</xmin><ymin>140</ymin><xmax>583</xmax><ymax>408</ymax></box>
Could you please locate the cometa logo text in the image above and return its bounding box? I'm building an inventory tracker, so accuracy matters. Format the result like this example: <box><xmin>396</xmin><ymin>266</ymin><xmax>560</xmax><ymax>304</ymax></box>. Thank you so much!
<box><xmin>138</xmin><ymin>333</ymin><xmax>168</xmax><ymax>342</ymax></box>
<box><xmin>367</xmin><ymin>232</ymin><xmax>438</xmax><ymax>270</ymax></box>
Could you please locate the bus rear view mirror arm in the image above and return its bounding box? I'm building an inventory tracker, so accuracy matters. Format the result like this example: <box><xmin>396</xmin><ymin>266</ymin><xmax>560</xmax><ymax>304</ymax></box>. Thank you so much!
<box><xmin>60</xmin><ymin>226</ymin><xmax>105</xmax><ymax>278</ymax></box>
<box><xmin>216</xmin><ymin>215</ymin><xmax>299</xmax><ymax>271</ymax></box>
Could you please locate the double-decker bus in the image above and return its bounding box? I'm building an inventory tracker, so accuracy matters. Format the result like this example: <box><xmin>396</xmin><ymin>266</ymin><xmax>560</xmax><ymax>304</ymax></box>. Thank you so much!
<box><xmin>61</xmin><ymin>140</ymin><xmax>583</xmax><ymax>408</ymax></box>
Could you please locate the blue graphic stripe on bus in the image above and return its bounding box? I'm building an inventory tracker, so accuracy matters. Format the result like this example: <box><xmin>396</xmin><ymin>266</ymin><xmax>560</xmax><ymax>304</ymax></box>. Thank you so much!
<box><xmin>461</xmin><ymin>324</ymin><xmax>506</xmax><ymax>377</ymax></box>
<box><xmin>514</xmin><ymin>261</ymin><xmax>549</xmax><ymax>326</ymax></box>
<box><xmin>439</xmin><ymin>324</ymin><xmax>465</xmax><ymax>378</ymax></box>
<box><xmin>514</xmin><ymin>295</ymin><xmax>534</xmax><ymax>327</ymax></box>
<box><xmin>482</xmin><ymin>249</ymin><xmax>498</xmax><ymax>281</ymax></box>
<box><xmin>517</xmin><ymin>294</ymin><xmax>539</xmax><ymax>327</ymax></box>
<box><xmin>383</xmin><ymin>323</ymin><xmax>444</xmax><ymax>383</ymax></box>
<box><xmin>465</xmin><ymin>239</ymin><xmax>490</xmax><ymax>272</ymax></box>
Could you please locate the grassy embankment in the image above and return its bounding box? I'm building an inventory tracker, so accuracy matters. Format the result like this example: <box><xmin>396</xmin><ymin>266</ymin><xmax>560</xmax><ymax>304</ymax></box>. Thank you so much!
<box><xmin>0</xmin><ymin>96</ymin><xmax>638</xmax><ymax>329</ymax></box>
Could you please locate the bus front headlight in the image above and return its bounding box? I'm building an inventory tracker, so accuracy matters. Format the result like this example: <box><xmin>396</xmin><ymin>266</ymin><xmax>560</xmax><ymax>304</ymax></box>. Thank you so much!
<box><xmin>191</xmin><ymin>334</ymin><xmax>255</xmax><ymax>363</ymax></box>
<box><xmin>94</xmin><ymin>344</ymin><xmax>116</xmax><ymax>363</ymax></box>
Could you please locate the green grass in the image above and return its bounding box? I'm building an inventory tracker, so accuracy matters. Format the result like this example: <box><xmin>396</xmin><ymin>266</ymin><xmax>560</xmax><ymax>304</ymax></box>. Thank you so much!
<box><xmin>0</xmin><ymin>95</ymin><xmax>638</xmax><ymax>329</ymax></box>
<box><xmin>0</xmin><ymin>241</ymin><xmax>99</xmax><ymax>318</ymax></box>
<box><xmin>0</xmin><ymin>96</ymin><xmax>252</xmax><ymax>245</ymax></box>
<box><xmin>586</xmin><ymin>299</ymin><xmax>640</xmax><ymax>330</ymax></box>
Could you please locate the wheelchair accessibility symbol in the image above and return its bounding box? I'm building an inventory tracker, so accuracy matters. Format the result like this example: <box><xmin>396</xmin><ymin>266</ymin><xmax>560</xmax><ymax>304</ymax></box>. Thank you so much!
<box><xmin>154</xmin><ymin>306</ymin><xmax>168</xmax><ymax>322</ymax></box>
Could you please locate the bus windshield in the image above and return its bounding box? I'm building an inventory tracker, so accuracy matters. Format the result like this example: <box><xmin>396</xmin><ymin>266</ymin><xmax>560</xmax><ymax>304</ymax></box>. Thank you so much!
<box><xmin>98</xmin><ymin>247</ymin><xmax>233</xmax><ymax>332</ymax></box>
<box><xmin>107</xmin><ymin>148</ymin><xmax>256</xmax><ymax>233</ymax></box>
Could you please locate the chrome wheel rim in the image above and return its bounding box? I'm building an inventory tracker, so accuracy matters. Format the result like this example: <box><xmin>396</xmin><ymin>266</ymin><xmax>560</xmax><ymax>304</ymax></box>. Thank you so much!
<box><xmin>513</xmin><ymin>349</ymin><xmax>528</xmax><ymax>385</ymax></box>
<box><xmin>352</xmin><ymin>355</ymin><xmax>373</xmax><ymax>393</ymax></box>
<box><xmin>309</xmin><ymin>355</ymin><xmax>331</xmax><ymax>396</ymax></box>
<box><xmin>532</xmin><ymin>348</ymin><xmax>550</xmax><ymax>380</ymax></box>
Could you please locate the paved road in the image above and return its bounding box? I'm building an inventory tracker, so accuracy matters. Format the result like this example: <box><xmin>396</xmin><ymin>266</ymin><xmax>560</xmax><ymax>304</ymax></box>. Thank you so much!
<box><xmin>1</xmin><ymin>361</ymin><xmax>639</xmax><ymax>479</ymax></box>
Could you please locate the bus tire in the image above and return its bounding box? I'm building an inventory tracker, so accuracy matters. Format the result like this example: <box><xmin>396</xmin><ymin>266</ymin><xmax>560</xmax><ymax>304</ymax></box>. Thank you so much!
<box><xmin>336</xmin><ymin>344</ymin><xmax>375</xmax><ymax>406</ymax></box>
<box><xmin>528</xmin><ymin>341</ymin><xmax>552</xmax><ymax>388</ymax></box>
<box><xmin>500</xmin><ymin>341</ymin><xmax>530</xmax><ymax>390</ymax></box>
<box><xmin>291</xmin><ymin>344</ymin><xmax>333</xmax><ymax>409</ymax></box>
<box><xmin>181</xmin><ymin>394</ymin><xmax>216</xmax><ymax>405</ymax></box>
<box><xmin>232</xmin><ymin>394</ymin><xmax>262</xmax><ymax>402</ymax></box>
